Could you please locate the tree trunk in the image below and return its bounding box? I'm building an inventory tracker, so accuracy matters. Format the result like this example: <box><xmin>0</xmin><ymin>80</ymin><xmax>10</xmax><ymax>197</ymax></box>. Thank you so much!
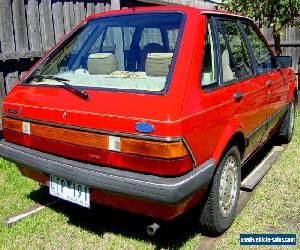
<box><xmin>273</xmin><ymin>31</ymin><xmax>282</xmax><ymax>56</ymax></box>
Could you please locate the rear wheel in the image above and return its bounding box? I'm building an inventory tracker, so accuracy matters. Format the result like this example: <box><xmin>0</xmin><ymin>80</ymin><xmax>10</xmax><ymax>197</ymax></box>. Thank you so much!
<box><xmin>199</xmin><ymin>146</ymin><xmax>241</xmax><ymax>236</ymax></box>
<box><xmin>279</xmin><ymin>96</ymin><xmax>296</xmax><ymax>143</ymax></box>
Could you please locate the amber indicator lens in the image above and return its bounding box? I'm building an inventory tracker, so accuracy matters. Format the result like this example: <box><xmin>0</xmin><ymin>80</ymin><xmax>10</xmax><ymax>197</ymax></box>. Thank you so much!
<box><xmin>121</xmin><ymin>138</ymin><xmax>188</xmax><ymax>159</ymax></box>
<box><xmin>3</xmin><ymin>117</ymin><xmax>22</xmax><ymax>133</ymax></box>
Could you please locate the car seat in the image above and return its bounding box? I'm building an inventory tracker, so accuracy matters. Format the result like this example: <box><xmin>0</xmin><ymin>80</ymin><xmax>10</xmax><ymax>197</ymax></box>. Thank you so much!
<box><xmin>139</xmin><ymin>43</ymin><xmax>166</xmax><ymax>71</ymax></box>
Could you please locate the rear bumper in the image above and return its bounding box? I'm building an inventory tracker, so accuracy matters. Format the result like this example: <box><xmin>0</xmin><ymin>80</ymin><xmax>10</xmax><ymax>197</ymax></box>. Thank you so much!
<box><xmin>0</xmin><ymin>140</ymin><xmax>215</xmax><ymax>205</ymax></box>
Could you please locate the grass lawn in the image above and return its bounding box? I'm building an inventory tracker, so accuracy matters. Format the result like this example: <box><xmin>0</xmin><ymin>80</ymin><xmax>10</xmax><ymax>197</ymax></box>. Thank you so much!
<box><xmin>0</xmin><ymin>114</ymin><xmax>299</xmax><ymax>249</ymax></box>
<box><xmin>215</xmin><ymin>113</ymin><xmax>300</xmax><ymax>250</ymax></box>
<box><xmin>0</xmin><ymin>157</ymin><xmax>202</xmax><ymax>249</ymax></box>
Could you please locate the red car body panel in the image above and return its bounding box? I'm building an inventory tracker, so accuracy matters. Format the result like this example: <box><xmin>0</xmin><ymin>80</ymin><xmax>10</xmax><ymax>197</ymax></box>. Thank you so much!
<box><xmin>1</xmin><ymin>6</ymin><xmax>297</xmax><ymax>220</ymax></box>
<box><xmin>4</xmin><ymin>7</ymin><xmax>201</xmax><ymax>138</ymax></box>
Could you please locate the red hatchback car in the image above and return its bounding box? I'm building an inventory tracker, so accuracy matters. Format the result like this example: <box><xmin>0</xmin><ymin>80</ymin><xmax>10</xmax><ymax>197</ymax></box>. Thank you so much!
<box><xmin>0</xmin><ymin>6</ymin><xmax>297</xmax><ymax>235</ymax></box>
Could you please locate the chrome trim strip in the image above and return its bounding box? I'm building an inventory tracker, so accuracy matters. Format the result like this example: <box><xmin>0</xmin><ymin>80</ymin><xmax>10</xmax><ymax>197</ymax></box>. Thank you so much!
<box><xmin>3</xmin><ymin>115</ymin><xmax>182</xmax><ymax>142</ymax></box>
<box><xmin>182</xmin><ymin>137</ymin><xmax>197</xmax><ymax>166</ymax></box>
<box><xmin>247</xmin><ymin>119</ymin><xmax>268</xmax><ymax>145</ymax></box>
<box><xmin>247</xmin><ymin>104</ymin><xmax>288</xmax><ymax>142</ymax></box>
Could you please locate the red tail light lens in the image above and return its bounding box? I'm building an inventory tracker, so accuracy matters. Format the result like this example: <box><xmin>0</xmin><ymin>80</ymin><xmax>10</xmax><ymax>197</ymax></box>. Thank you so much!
<box><xmin>3</xmin><ymin>117</ymin><xmax>193</xmax><ymax>175</ymax></box>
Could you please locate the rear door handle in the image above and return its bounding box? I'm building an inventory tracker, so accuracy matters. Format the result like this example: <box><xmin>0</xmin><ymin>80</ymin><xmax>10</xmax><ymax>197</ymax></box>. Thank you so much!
<box><xmin>266</xmin><ymin>80</ymin><xmax>272</xmax><ymax>87</ymax></box>
<box><xmin>233</xmin><ymin>91</ymin><xmax>243</xmax><ymax>101</ymax></box>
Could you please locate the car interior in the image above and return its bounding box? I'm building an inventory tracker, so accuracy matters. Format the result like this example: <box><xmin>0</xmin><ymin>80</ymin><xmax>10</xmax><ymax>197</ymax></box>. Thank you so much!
<box><xmin>32</xmin><ymin>16</ymin><xmax>181</xmax><ymax>92</ymax></box>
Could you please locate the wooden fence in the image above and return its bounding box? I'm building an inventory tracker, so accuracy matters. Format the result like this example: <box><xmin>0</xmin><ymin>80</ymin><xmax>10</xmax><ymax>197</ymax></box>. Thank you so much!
<box><xmin>142</xmin><ymin>0</ymin><xmax>300</xmax><ymax>74</ymax></box>
<box><xmin>0</xmin><ymin>0</ymin><xmax>116</xmax><ymax>95</ymax></box>
<box><xmin>263</xmin><ymin>25</ymin><xmax>300</xmax><ymax>75</ymax></box>
<box><xmin>0</xmin><ymin>0</ymin><xmax>114</xmax><ymax>56</ymax></box>
<box><xmin>0</xmin><ymin>0</ymin><xmax>214</xmax><ymax>96</ymax></box>
<box><xmin>0</xmin><ymin>0</ymin><xmax>299</xmax><ymax>99</ymax></box>
<box><xmin>141</xmin><ymin>0</ymin><xmax>300</xmax><ymax>75</ymax></box>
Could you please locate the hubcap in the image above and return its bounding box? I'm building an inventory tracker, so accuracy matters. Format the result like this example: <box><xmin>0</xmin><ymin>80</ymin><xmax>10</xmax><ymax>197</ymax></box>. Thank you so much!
<box><xmin>219</xmin><ymin>155</ymin><xmax>238</xmax><ymax>218</ymax></box>
<box><xmin>288</xmin><ymin>102</ymin><xmax>295</xmax><ymax>136</ymax></box>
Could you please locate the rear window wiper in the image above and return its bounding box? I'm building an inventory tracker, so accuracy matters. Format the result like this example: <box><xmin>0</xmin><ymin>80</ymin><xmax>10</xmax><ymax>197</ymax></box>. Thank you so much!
<box><xmin>26</xmin><ymin>74</ymin><xmax>90</xmax><ymax>100</ymax></box>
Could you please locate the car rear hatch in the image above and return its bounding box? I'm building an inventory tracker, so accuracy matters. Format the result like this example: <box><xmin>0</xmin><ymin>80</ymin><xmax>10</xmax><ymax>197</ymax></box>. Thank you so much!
<box><xmin>3</xmin><ymin>85</ymin><xmax>193</xmax><ymax>176</ymax></box>
<box><xmin>2</xmin><ymin>9</ymin><xmax>198</xmax><ymax>176</ymax></box>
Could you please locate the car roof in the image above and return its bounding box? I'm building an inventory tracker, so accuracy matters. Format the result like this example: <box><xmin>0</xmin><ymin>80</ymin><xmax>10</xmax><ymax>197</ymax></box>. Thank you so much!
<box><xmin>86</xmin><ymin>6</ymin><xmax>254</xmax><ymax>23</ymax></box>
<box><xmin>199</xmin><ymin>9</ymin><xmax>253</xmax><ymax>22</ymax></box>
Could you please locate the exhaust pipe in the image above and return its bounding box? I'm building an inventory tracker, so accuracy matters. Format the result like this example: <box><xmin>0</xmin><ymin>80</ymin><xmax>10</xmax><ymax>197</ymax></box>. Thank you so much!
<box><xmin>147</xmin><ymin>223</ymin><xmax>160</xmax><ymax>236</ymax></box>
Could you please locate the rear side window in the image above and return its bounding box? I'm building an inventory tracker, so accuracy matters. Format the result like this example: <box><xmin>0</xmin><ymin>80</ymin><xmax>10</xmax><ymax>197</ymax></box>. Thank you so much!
<box><xmin>201</xmin><ymin>22</ymin><xmax>217</xmax><ymax>87</ymax></box>
<box><xmin>242</xmin><ymin>22</ymin><xmax>275</xmax><ymax>74</ymax></box>
<box><xmin>216</xmin><ymin>19</ymin><xmax>253</xmax><ymax>83</ymax></box>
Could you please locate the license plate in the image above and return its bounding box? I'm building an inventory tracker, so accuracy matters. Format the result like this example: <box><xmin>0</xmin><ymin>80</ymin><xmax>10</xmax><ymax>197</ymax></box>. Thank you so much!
<box><xmin>49</xmin><ymin>176</ymin><xmax>90</xmax><ymax>208</ymax></box>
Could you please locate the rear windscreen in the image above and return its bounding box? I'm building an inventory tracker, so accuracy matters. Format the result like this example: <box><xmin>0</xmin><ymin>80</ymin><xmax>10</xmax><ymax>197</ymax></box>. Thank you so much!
<box><xmin>25</xmin><ymin>12</ymin><xmax>184</xmax><ymax>93</ymax></box>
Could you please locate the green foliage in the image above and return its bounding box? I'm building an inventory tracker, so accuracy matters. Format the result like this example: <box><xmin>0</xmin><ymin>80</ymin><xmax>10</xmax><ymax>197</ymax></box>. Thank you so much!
<box><xmin>220</xmin><ymin>0</ymin><xmax>300</xmax><ymax>34</ymax></box>
<box><xmin>220</xmin><ymin>0</ymin><xmax>300</xmax><ymax>54</ymax></box>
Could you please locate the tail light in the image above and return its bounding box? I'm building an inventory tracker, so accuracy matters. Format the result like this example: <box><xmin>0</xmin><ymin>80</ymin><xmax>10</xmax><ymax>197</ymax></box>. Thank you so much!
<box><xmin>114</xmin><ymin>137</ymin><xmax>188</xmax><ymax>159</ymax></box>
<box><xmin>3</xmin><ymin>117</ymin><xmax>193</xmax><ymax>175</ymax></box>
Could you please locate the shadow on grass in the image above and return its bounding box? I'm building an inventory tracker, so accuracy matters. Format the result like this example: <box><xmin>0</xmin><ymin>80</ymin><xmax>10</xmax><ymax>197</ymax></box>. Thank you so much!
<box><xmin>26</xmin><ymin>137</ymin><xmax>283</xmax><ymax>249</ymax></box>
<box><xmin>241</xmin><ymin>137</ymin><xmax>282</xmax><ymax>181</ymax></box>
<box><xmin>28</xmin><ymin>186</ymin><xmax>201</xmax><ymax>249</ymax></box>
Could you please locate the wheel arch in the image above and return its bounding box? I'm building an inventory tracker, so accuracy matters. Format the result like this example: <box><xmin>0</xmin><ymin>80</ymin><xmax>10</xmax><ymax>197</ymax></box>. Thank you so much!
<box><xmin>288</xmin><ymin>82</ymin><xmax>298</xmax><ymax>105</ymax></box>
<box><xmin>212</xmin><ymin>121</ymin><xmax>246</xmax><ymax>167</ymax></box>
<box><xmin>293</xmin><ymin>88</ymin><xmax>298</xmax><ymax>105</ymax></box>
<box><xmin>223</xmin><ymin>132</ymin><xmax>246</xmax><ymax>161</ymax></box>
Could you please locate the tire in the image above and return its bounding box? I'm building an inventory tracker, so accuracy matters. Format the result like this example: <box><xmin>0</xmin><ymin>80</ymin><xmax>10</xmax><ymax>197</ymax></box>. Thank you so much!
<box><xmin>279</xmin><ymin>96</ymin><xmax>296</xmax><ymax>143</ymax></box>
<box><xmin>199</xmin><ymin>146</ymin><xmax>241</xmax><ymax>236</ymax></box>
